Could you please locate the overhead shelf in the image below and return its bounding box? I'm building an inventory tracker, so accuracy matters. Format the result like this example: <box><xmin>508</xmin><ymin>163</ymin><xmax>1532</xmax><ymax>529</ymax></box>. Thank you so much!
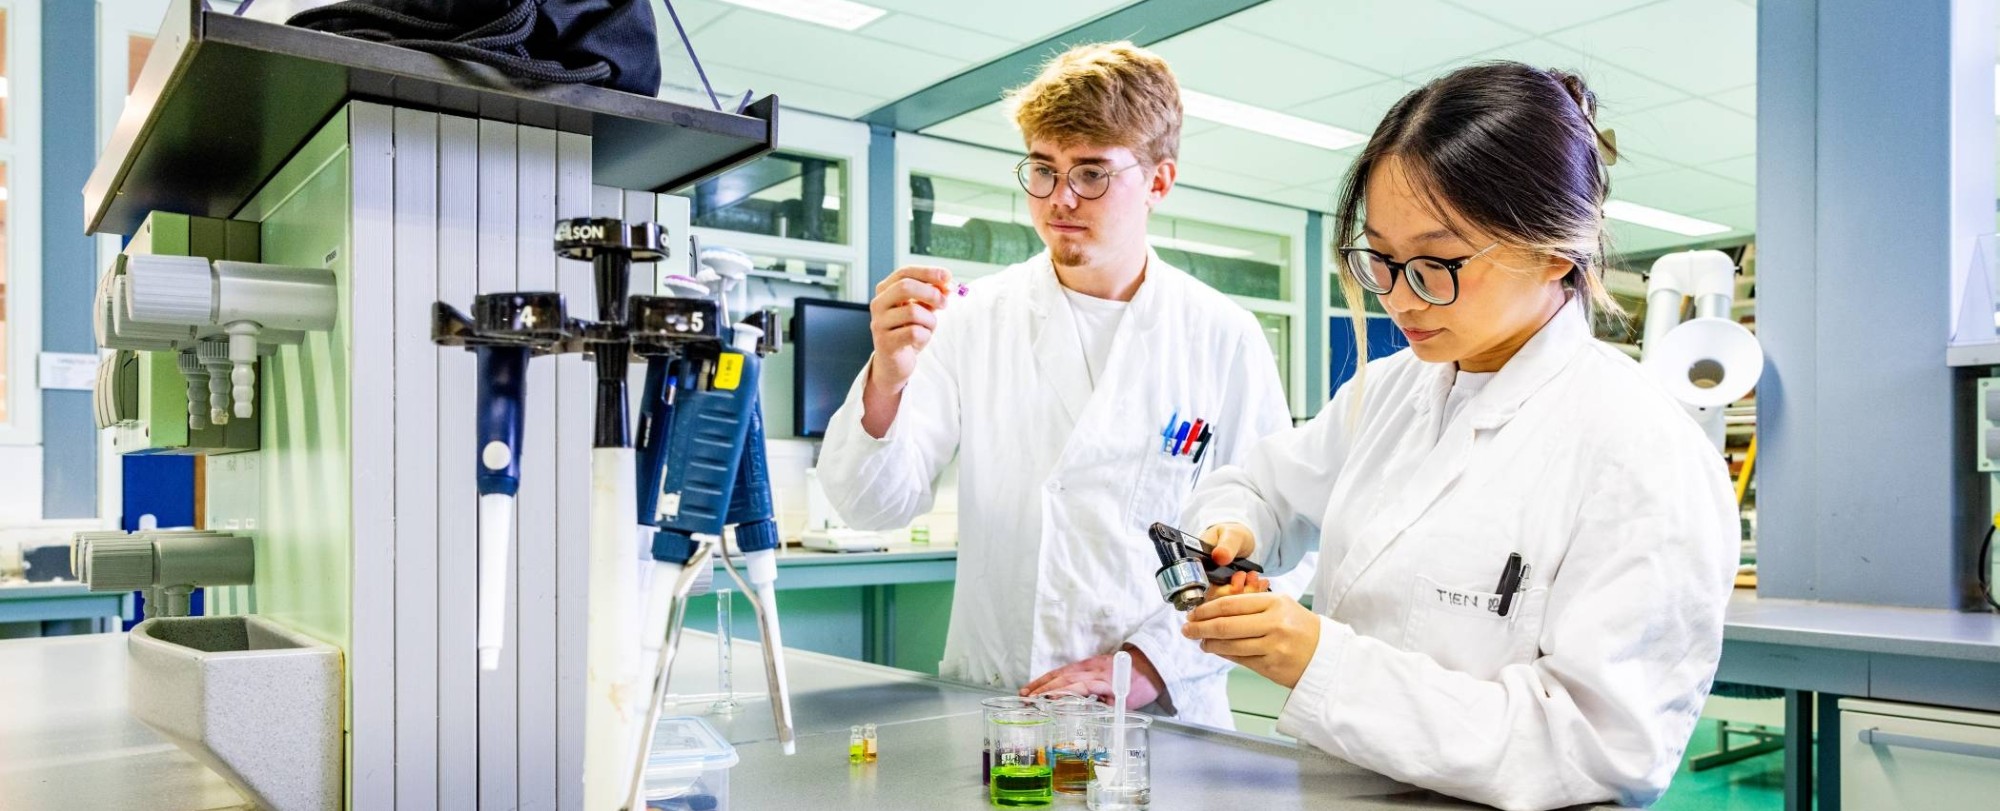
<box><xmin>1948</xmin><ymin>341</ymin><xmax>2000</xmax><ymax>367</ymax></box>
<box><xmin>84</xmin><ymin>0</ymin><xmax>778</xmax><ymax>237</ymax></box>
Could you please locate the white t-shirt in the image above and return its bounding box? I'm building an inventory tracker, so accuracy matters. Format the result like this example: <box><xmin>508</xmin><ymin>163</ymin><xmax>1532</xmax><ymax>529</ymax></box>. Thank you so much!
<box><xmin>1062</xmin><ymin>287</ymin><xmax>1129</xmax><ymax>390</ymax></box>
<box><xmin>1440</xmin><ymin>368</ymin><xmax>1496</xmax><ymax>436</ymax></box>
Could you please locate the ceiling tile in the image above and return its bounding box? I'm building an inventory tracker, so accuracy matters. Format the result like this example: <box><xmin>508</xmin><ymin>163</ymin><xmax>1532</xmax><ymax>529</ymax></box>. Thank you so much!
<box><xmin>1548</xmin><ymin>0</ymin><xmax>1757</xmax><ymax>96</ymax></box>
<box><xmin>1468</xmin><ymin>37</ymin><xmax>1692</xmax><ymax>114</ymax></box>
<box><xmin>1703</xmin><ymin>155</ymin><xmax>1757</xmax><ymax>185</ymax></box>
<box><xmin>1690</xmin><ymin>203</ymin><xmax>1756</xmax><ymax>232</ymax></box>
<box><xmin>1224</xmin><ymin>0</ymin><xmax>1535</xmax><ymax>80</ymax></box>
<box><xmin>1608</xmin><ymin>221</ymin><xmax>1715</xmax><ymax>256</ymax></box>
<box><xmin>658</xmin><ymin>0</ymin><xmax>736</xmax><ymax>34</ymax></box>
<box><xmin>863</xmin><ymin>0</ymin><xmax>1131</xmax><ymax>42</ymax></box>
<box><xmin>694</xmin><ymin>12</ymin><xmax>967</xmax><ymax>104</ymax></box>
<box><xmin>1598</xmin><ymin>97</ymin><xmax>1756</xmax><ymax>166</ymax></box>
<box><xmin>856</xmin><ymin>13</ymin><xmax>1018</xmax><ymax>64</ymax></box>
<box><xmin>1291</xmin><ymin>79</ymin><xmax>1419</xmax><ymax>134</ymax></box>
<box><xmin>1612</xmin><ymin>167</ymin><xmax>1754</xmax><ymax>214</ymax></box>
<box><xmin>1263</xmin><ymin>184</ymin><xmax>1345</xmax><ymax>212</ymax></box>
<box><xmin>1610</xmin><ymin>148</ymin><xmax>1692</xmax><ymax>182</ymax></box>
<box><xmin>1442</xmin><ymin>0</ymin><xmax>1663</xmax><ymax>32</ymax></box>
<box><xmin>1711</xmin><ymin>83</ymin><xmax>1757</xmax><ymax>116</ymax></box>
<box><xmin>1185</xmin><ymin>175</ymin><xmax>1294</xmax><ymax>199</ymax></box>
<box><xmin>1179</xmin><ymin>126</ymin><xmax>1356</xmax><ymax>187</ymax></box>
<box><xmin>1152</xmin><ymin>25</ymin><xmax>1385</xmax><ymax>108</ymax></box>
<box><xmin>681</xmin><ymin>61</ymin><xmax>889</xmax><ymax>118</ymax></box>
<box><xmin>921</xmin><ymin>103</ymin><xmax>1026</xmax><ymax>152</ymax></box>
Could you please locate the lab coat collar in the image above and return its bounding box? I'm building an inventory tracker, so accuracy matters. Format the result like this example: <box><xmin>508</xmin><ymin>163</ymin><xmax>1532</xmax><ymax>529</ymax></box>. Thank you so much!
<box><xmin>1326</xmin><ymin>298</ymin><xmax>1592</xmax><ymax>613</ymax></box>
<box><xmin>1025</xmin><ymin>249</ymin><xmax>1176</xmax><ymax>426</ymax></box>
<box><xmin>1024</xmin><ymin>248</ymin><xmax>1175</xmax><ymax>331</ymax></box>
<box><xmin>1409</xmin><ymin>296</ymin><xmax>1591</xmax><ymax>431</ymax></box>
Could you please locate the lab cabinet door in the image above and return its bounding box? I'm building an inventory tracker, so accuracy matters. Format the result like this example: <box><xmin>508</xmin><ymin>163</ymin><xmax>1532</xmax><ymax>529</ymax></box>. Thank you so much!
<box><xmin>1841</xmin><ymin>699</ymin><xmax>2000</xmax><ymax>810</ymax></box>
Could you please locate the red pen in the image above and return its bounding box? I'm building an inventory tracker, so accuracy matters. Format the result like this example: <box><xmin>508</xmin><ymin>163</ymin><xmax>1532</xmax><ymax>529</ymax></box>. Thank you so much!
<box><xmin>1181</xmin><ymin>419</ymin><xmax>1204</xmax><ymax>456</ymax></box>
<box><xmin>1191</xmin><ymin>425</ymin><xmax>1215</xmax><ymax>465</ymax></box>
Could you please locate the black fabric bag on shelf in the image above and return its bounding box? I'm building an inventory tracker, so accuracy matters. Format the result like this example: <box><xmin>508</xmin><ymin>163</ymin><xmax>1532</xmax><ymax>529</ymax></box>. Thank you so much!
<box><xmin>286</xmin><ymin>0</ymin><xmax>663</xmax><ymax>97</ymax></box>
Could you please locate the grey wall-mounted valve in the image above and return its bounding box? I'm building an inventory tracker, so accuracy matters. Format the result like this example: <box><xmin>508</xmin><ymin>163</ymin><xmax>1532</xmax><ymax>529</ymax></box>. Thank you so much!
<box><xmin>101</xmin><ymin>254</ymin><xmax>336</xmax><ymax>425</ymax></box>
<box><xmin>75</xmin><ymin>529</ymin><xmax>255</xmax><ymax>618</ymax></box>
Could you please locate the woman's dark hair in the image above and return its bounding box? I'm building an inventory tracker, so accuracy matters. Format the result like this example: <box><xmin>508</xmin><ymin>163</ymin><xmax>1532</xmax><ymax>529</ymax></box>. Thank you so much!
<box><xmin>1332</xmin><ymin>61</ymin><xmax>1623</xmax><ymax>322</ymax></box>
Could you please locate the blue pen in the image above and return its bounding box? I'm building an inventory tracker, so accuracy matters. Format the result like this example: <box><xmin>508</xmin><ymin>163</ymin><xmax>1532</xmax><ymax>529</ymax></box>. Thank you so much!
<box><xmin>1172</xmin><ymin>421</ymin><xmax>1191</xmax><ymax>456</ymax></box>
<box><xmin>1161</xmin><ymin>410</ymin><xmax>1179</xmax><ymax>452</ymax></box>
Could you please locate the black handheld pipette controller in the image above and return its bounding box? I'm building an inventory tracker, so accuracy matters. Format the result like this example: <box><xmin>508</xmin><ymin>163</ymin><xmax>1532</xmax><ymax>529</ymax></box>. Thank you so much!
<box><xmin>1148</xmin><ymin>522</ymin><xmax>1263</xmax><ymax>611</ymax></box>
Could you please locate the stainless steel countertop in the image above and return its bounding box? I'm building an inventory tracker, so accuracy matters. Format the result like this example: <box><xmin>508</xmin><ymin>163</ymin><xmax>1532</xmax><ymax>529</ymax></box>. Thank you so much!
<box><xmin>0</xmin><ymin>628</ymin><xmax>1577</xmax><ymax>810</ymax></box>
<box><xmin>661</xmin><ymin>630</ymin><xmax>1596</xmax><ymax>810</ymax></box>
<box><xmin>1724</xmin><ymin>589</ymin><xmax>2000</xmax><ymax>663</ymax></box>
<box><xmin>0</xmin><ymin>634</ymin><xmax>244</xmax><ymax>811</ymax></box>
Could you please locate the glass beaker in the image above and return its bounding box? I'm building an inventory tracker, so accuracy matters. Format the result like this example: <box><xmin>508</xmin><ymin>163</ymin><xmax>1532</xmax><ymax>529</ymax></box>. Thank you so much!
<box><xmin>1045</xmin><ymin>696</ymin><xmax>1108</xmax><ymax>795</ymax></box>
<box><xmin>980</xmin><ymin>696</ymin><xmax>1039</xmax><ymax>784</ymax></box>
<box><xmin>711</xmin><ymin>589</ymin><xmax>739</xmax><ymax>714</ymax></box>
<box><xmin>1085</xmin><ymin>713</ymin><xmax>1152</xmax><ymax>810</ymax></box>
<box><xmin>986</xmin><ymin>706</ymin><xmax>1052</xmax><ymax>808</ymax></box>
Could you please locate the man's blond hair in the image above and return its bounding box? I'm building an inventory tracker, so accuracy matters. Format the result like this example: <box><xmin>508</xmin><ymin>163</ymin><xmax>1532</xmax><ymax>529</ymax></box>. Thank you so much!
<box><xmin>1004</xmin><ymin>41</ymin><xmax>1183</xmax><ymax>166</ymax></box>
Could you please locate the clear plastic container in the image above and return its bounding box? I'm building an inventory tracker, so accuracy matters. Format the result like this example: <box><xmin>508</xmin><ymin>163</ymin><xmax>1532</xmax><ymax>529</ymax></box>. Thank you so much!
<box><xmin>645</xmin><ymin>716</ymin><xmax>739</xmax><ymax>810</ymax></box>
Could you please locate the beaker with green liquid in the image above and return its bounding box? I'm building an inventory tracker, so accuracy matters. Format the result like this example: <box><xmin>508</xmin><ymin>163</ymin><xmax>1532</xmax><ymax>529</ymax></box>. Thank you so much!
<box><xmin>987</xmin><ymin>706</ymin><xmax>1052</xmax><ymax>807</ymax></box>
<box><xmin>982</xmin><ymin>696</ymin><xmax>1040</xmax><ymax>784</ymax></box>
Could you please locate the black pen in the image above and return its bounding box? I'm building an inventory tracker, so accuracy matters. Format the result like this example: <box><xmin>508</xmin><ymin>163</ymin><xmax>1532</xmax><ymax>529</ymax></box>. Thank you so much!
<box><xmin>1494</xmin><ymin>553</ymin><xmax>1524</xmax><ymax>617</ymax></box>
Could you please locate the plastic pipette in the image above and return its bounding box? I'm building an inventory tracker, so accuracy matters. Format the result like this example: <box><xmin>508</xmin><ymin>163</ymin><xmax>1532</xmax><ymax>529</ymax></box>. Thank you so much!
<box><xmin>1110</xmin><ymin>650</ymin><xmax>1131</xmax><ymax>787</ymax></box>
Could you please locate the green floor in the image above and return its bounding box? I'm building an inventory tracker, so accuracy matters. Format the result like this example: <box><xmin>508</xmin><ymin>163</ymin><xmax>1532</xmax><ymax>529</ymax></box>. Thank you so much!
<box><xmin>1654</xmin><ymin>718</ymin><xmax>1786</xmax><ymax>811</ymax></box>
<box><xmin>1227</xmin><ymin>669</ymin><xmax>1788</xmax><ymax>809</ymax></box>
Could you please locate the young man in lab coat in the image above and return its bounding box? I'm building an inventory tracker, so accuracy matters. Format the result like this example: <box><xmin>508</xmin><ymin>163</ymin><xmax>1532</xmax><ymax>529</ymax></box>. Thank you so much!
<box><xmin>816</xmin><ymin>42</ymin><xmax>1308</xmax><ymax>727</ymax></box>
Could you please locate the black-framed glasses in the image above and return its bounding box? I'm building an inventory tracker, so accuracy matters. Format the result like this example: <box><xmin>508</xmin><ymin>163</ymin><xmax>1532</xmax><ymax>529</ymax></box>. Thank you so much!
<box><xmin>1014</xmin><ymin>158</ymin><xmax>1141</xmax><ymax>200</ymax></box>
<box><xmin>1337</xmin><ymin>243</ymin><xmax>1499</xmax><ymax>306</ymax></box>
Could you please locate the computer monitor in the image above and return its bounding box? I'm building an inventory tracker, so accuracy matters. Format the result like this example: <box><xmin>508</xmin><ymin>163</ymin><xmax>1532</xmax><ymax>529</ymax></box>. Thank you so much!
<box><xmin>791</xmin><ymin>298</ymin><xmax>874</xmax><ymax>438</ymax></box>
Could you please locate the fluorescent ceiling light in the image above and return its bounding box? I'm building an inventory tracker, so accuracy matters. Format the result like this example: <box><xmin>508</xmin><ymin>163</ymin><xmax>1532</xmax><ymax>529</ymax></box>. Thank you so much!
<box><xmin>0</xmin><ymin>77</ymin><xmax>10</xmax><ymax>99</ymax></box>
<box><xmin>1603</xmin><ymin>200</ymin><xmax>1731</xmax><ymax>237</ymax></box>
<box><xmin>717</xmin><ymin>0</ymin><xmax>885</xmax><ymax>31</ymax></box>
<box><xmin>823</xmin><ymin>195</ymin><xmax>841</xmax><ymax>211</ymax></box>
<box><xmin>1148</xmin><ymin>235</ymin><xmax>1254</xmax><ymax>259</ymax></box>
<box><xmin>1181</xmin><ymin>89</ymin><xmax>1367</xmax><ymax>152</ymax></box>
<box><xmin>931</xmin><ymin>213</ymin><xmax>970</xmax><ymax>228</ymax></box>
<box><xmin>0</xmin><ymin>187</ymin><xmax>9</xmax><ymax>202</ymax></box>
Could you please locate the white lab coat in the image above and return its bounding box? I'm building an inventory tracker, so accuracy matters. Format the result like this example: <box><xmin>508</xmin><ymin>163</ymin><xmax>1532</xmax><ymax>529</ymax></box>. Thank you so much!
<box><xmin>818</xmin><ymin>250</ymin><xmax>1306</xmax><ymax>727</ymax></box>
<box><xmin>1184</xmin><ymin>299</ymin><xmax>1737</xmax><ymax>810</ymax></box>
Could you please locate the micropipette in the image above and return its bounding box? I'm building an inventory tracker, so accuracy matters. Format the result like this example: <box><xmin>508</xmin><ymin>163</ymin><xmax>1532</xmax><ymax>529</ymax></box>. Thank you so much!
<box><xmin>552</xmin><ymin>218</ymin><xmax>667</xmax><ymax>811</ymax></box>
<box><xmin>432</xmin><ymin>292</ymin><xmax>572</xmax><ymax>671</ymax></box>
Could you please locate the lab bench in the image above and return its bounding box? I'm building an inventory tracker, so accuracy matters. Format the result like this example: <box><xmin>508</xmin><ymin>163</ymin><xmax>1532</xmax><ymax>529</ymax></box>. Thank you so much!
<box><xmin>0</xmin><ymin>629</ymin><xmax>1617</xmax><ymax>810</ymax></box>
<box><xmin>720</xmin><ymin>543</ymin><xmax>958</xmax><ymax>590</ymax></box>
<box><xmin>1717</xmin><ymin>590</ymin><xmax>2000</xmax><ymax>810</ymax></box>
<box><xmin>691</xmin><ymin>543</ymin><xmax>958</xmax><ymax>673</ymax></box>
<box><xmin>0</xmin><ymin>581</ymin><xmax>132</xmax><ymax>636</ymax></box>
<box><xmin>665</xmin><ymin>630</ymin><xmax>1615</xmax><ymax>810</ymax></box>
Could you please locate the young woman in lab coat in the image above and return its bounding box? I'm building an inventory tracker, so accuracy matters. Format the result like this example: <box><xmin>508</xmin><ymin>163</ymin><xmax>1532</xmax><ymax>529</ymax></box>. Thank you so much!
<box><xmin>817</xmin><ymin>42</ymin><xmax>1306</xmax><ymax>728</ymax></box>
<box><xmin>1180</xmin><ymin>63</ymin><xmax>1738</xmax><ymax>810</ymax></box>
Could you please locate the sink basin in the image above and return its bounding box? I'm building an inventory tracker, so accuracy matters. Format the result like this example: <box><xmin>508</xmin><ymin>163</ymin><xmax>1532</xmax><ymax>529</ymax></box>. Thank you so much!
<box><xmin>128</xmin><ymin>615</ymin><xmax>342</xmax><ymax>811</ymax></box>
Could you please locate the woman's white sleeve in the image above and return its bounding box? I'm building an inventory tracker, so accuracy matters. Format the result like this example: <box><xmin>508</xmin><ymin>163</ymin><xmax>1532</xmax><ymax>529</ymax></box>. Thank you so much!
<box><xmin>1180</xmin><ymin>376</ymin><xmax>1354</xmax><ymax>575</ymax></box>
